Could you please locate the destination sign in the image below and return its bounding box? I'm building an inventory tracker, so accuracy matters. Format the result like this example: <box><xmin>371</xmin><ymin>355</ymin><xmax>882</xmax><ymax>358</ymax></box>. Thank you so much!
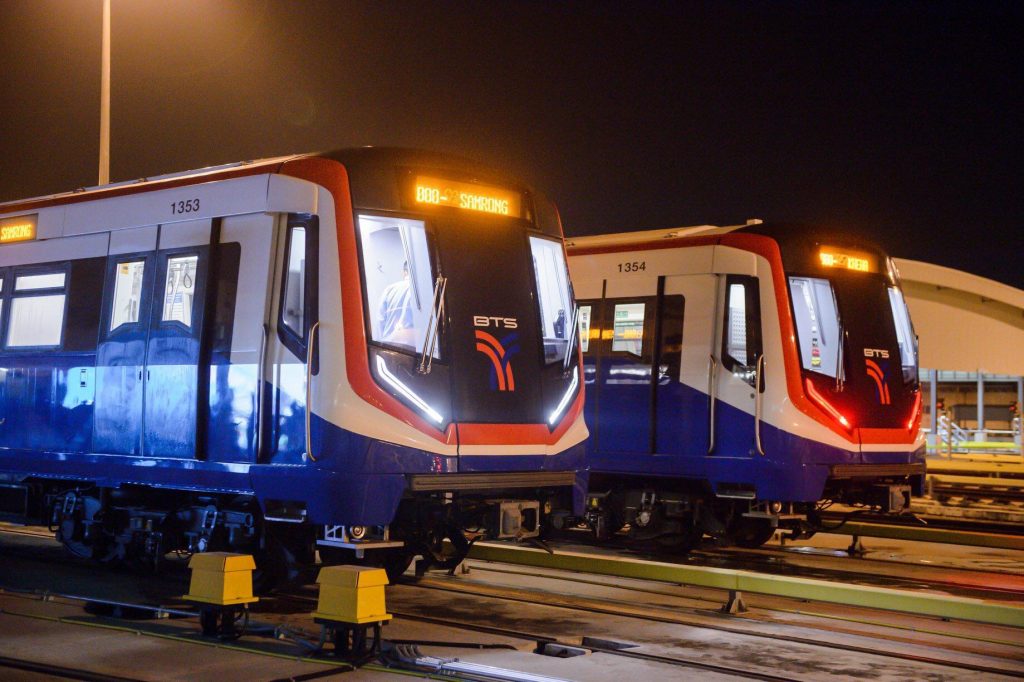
<box><xmin>414</xmin><ymin>176</ymin><xmax>522</xmax><ymax>218</ymax></box>
<box><xmin>819</xmin><ymin>246</ymin><xmax>875</xmax><ymax>273</ymax></box>
<box><xmin>0</xmin><ymin>214</ymin><xmax>37</xmax><ymax>244</ymax></box>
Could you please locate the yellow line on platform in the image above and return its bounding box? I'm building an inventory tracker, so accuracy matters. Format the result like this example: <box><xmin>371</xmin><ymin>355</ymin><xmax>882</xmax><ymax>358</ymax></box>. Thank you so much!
<box><xmin>467</xmin><ymin>543</ymin><xmax>1024</xmax><ymax>628</ymax></box>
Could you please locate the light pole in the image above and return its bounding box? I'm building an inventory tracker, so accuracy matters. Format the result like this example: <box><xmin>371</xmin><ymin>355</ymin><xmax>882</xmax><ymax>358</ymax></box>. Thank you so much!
<box><xmin>99</xmin><ymin>0</ymin><xmax>111</xmax><ymax>185</ymax></box>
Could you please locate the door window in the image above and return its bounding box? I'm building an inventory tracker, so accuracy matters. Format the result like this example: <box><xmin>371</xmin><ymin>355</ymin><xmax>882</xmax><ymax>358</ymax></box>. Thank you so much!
<box><xmin>358</xmin><ymin>215</ymin><xmax>437</xmax><ymax>356</ymax></box>
<box><xmin>281</xmin><ymin>227</ymin><xmax>306</xmax><ymax>335</ymax></box>
<box><xmin>611</xmin><ymin>302</ymin><xmax>646</xmax><ymax>356</ymax></box>
<box><xmin>7</xmin><ymin>270</ymin><xmax>66</xmax><ymax>347</ymax></box>
<box><xmin>161</xmin><ymin>255</ymin><xmax>198</xmax><ymax>328</ymax></box>
<box><xmin>529</xmin><ymin>236</ymin><xmax>573</xmax><ymax>364</ymax></box>
<box><xmin>722</xmin><ymin>276</ymin><xmax>761</xmax><ymax>386</ymax></box>
<box><xmin>110</xmin><ymin>260</ymin><xmax>146</xmax><ymax>331</ymax></box>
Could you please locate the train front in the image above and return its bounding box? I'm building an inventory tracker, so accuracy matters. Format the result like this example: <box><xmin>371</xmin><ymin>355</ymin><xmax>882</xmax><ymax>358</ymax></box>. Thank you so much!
<box><xmin>314</xmin><ymin>151</ymin><xmax>586</xmax><ymax>570</ymax></box>
<box><xmin>775</xmin><ymin>233</ymin><xmax>926</xmax><ymax>517</ymax></box>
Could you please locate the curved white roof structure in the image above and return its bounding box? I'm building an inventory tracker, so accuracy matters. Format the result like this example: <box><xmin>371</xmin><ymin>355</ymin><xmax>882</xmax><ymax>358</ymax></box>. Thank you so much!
<box><xmin>894</xmin><ymin>259</ymin><xmax>1024</xmax><ymax>375</ymax></box>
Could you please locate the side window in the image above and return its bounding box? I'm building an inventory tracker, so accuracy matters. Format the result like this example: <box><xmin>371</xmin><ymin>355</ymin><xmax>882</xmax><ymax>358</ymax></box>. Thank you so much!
<box><xmin>161</xmin><ymin>255</ymin><xmax>198</xmax><ymax>328</ymax></box>
<box><xmin>110</xmin><ymin>260</ymin><xmax>146</xmax><ymax>331</ymax></box>
<box><xmin>7</xmin><ymin>270</ymin><xmax>67</xmax><ymax>348</ymax></box>
<box><xmin>611</xmin><ymin>302</ymin><xmax>646</xmax><ymax>356</ymax></box>
<box><xmin>282</xmin><ymin>226</ymin><xmax>306</xmax><ymax>336</ymax></box>
<box><xmin>722</xmin><ymin>275</ymin><xmax>762</xmax><ymax>386</ymax></box>
<box><xmin>277</xmin><ymin>214</ymin><xmax>319</xmax><ymax>362</ymax></box>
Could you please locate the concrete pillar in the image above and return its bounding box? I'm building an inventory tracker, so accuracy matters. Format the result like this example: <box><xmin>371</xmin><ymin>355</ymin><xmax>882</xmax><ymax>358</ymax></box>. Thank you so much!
<box><xmin>976</xmin><ymin>372</ymin><xmax>985</xmax><ymax>439</ymax></box>
<box><xmin>929</xmin><ymin>369</ymin><xmax>938</xmax><ymax>447</ymax></box>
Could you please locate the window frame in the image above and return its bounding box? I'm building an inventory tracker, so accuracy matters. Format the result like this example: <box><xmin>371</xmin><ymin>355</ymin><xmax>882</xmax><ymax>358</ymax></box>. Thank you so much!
<box><xmin>277</xmin><ymin>214</ymin><xmax>319</xmax><ymax>366</ymax></box>
<box><xmin>354</xmin><ymin>210</ymin><xmax>445</xmax><ymax>362</ymax></box>
<box><xmin>2</xmin><ymin>263</ymin><xmax>71</xmax><ymax>351</ymax></box>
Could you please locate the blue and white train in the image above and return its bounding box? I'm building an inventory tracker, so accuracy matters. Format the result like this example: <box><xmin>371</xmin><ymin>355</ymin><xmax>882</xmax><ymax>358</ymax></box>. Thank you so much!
<box><xmin>567</xmin><ymin>222</ymin><xmax>925</xmax><ymax>549</ymax></box>
<box><xmin>0</xmin><ymin>149</ymin><xmax>586</xmax><ymax>580</ymax></box>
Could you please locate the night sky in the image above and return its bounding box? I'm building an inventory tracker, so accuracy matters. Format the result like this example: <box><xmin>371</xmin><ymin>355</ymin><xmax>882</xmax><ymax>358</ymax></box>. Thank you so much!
<box><xmin>1</xmin><ymin>1</ymin><xmax>1020</xmax><ymax>288</ymax></box>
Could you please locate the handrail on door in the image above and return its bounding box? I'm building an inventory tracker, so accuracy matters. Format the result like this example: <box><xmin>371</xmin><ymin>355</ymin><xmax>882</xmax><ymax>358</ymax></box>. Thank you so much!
<box><xmin>707</xmin><ymin>354</ymin><xmax>718</xmax><ymax>454</ymax></box>
<box><xmin>305</xmin><ymin>321</ymin><xmax>320</xmax><ymax>462</ymax></box>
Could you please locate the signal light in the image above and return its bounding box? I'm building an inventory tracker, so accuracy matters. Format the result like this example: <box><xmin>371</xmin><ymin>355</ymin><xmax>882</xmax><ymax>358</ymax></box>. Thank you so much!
<box><xmin>907</xmin><ymin>392</ymin><xmax>922</xmax><ymax>431</ymax></box>
<box><xmin>805</xmin><ymin>378</ymin><xmax>853</xmax><ymax>430</ymax></box>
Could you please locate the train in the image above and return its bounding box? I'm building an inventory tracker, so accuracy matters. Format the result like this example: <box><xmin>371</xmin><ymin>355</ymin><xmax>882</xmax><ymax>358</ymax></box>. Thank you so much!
<box><xmin>0</xmin><ymin>148</ymin><xmax>587</xmax><ymax>582</ymax></box>
<box><xmin>566</xmin><ymin>221</ymin><xmax>925</xmax><ymax>549</ymax></box>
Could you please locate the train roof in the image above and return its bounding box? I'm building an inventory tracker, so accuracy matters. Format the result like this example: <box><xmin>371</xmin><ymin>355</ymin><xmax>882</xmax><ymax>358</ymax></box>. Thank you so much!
<box><xmin>565</xmin><ymin>221</ymin><xmax>758</xmax><ymax>249</ymax></box>
<box><xmin>0</xmin><ymin>147</ymin><xmax>541</xmax><ymax>215</ymax></box>
<box><xmin>566</xmin><ymin>220</ymin><xmax>889</xmax><ymax>257</ymax></box>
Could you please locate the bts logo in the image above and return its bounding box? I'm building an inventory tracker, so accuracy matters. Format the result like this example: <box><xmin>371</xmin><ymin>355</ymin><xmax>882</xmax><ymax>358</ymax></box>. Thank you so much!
<box><xmin>863</xmin><ymin>348</ymin><xmax>890</xmax><ymax>359</ymax></box>
<box><xmin>475</xmin><ymin>330</ymin><xmax>519</xmax><ymax>392</ymax></box>
<box><xmin>865</xmin><ymin>358</ymin><xmax>891</xmax><ymax>405</ymax></box>
<box><xmin>474</xmin><ymin>316</ymin><xmax>518</xmax><ymax>329</ymax></box>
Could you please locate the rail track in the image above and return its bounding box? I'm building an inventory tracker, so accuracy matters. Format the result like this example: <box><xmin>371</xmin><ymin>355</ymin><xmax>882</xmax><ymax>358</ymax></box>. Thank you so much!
<box><xmin>2</xmin><ymin>522</ymin><xmax>1022</xmax><ymax>680</ymax></box>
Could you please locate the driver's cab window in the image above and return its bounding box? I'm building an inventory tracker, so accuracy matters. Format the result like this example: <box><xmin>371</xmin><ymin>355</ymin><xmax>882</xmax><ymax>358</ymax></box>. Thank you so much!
<box><xmin>358</xmin><ymin>215</ymin><xmax>438</xmax><ymax>357</ymax></box>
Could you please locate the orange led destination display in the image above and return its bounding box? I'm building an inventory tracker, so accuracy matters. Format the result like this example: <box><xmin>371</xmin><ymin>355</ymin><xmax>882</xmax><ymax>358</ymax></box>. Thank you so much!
<box><xmin>819</xmin><ymin>245</ymin><xmax>875</xmax><ymax>273</ymax></box>
<box><xmin>0</xmin><ymin>214</ymin><xmax>37</xmax><ymax>244</ymax></box>
<box><xmin>414</xmin><ymin>176</ymin><xmax>522</xmax><ymax>218</ymax></box>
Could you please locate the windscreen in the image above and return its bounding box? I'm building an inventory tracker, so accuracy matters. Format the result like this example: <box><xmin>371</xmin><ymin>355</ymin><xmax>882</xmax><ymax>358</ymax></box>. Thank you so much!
<box><xmin>358</xmin><ymin>215</ymin><xmax>438</xmax><ymax>357</ymax></box>
<box><xmin>529</xmin><ymin>236</ymin><xmax>573</xmax><ymax>364</ymax></box>
<box><xmin>887</xmin><ymin>286</ymin><xmax>917</xmax><ymax>383</ymax></box>
<box><xmin>789</xmin><ymin>276</ymin><xmax>842</xmax><ymax>378</ymax></box>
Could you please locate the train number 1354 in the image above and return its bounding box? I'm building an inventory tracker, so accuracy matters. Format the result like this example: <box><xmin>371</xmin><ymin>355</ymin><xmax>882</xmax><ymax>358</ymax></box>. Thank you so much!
<box><xmin>171</xmin><ymin>198</ymin><xmax>201</xmax><ymax>215</ymax></box>
<box><xmin>617</xmin><ymin>260</ymin><xmax>646</xmax><ymax>273</ymax></box>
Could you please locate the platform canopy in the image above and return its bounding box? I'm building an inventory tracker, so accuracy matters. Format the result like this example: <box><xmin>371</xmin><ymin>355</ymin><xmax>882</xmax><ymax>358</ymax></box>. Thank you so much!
<box><xmin>895</xmin><ymin>259</ymin><xmax>1024</xmax><ymax>376</ymax></box>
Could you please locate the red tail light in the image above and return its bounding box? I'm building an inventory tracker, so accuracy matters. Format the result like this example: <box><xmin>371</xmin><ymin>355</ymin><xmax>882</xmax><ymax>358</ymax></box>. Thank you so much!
<box><xmin>805</xmin><ymin>378</ymin><xmax>853</xmax><ymax>430</ymax></box>
<box><xmin>906</xmin><ymin>392</ymin><xmax>922</xmax><ymax>431</ymax></box>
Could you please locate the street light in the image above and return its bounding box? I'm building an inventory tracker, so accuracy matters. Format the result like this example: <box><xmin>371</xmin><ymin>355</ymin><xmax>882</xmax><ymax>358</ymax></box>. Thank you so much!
<box><xmin>99</xmin><ymin>0</ymin><xmax>110</xmax><ymax>185</ymax></box>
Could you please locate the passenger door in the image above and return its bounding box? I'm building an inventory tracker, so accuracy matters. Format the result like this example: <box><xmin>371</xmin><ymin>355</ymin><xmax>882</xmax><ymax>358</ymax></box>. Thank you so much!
<box><xmin>710</xmin><ymin>275</ymin><xmax>764</xmax><ymax>457</ymax></box>
<box><xmin>94</xmin><ymin>251</ymin><xmax>155</xmax><ymax>455</ymax></box>
<box><xmin>591</xmin><ymin>276</ymin><xmax>658</xmax><ymax>455</ymax></box>
<box><xmin>265</xmin><ymin>215</ymin><xmax>318</xmax><ymax>463</ymax></box>
<box><xmin>143</xmin><ymin>239</ymin><xmax>210</xmax><ymax>458</ymax></box>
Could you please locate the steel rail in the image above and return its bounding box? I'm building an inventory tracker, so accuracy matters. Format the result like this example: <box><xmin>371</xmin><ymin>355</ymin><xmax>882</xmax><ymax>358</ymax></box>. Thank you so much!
<box><xmin>0</xmin><ymin>654</ymin><xmax>143</xmax><ymax>682</ymax></box>
<box><xmin>818</xmin><ymin>517</ymin><xmax>1024</xmax><ymax>551</ymax></box>
<box><xmin>390</xmin><ymin>610</ymin><xmax>800</xmax><ymax>682</ymax></box>
<box><xmin>406</xmin><ymin>574</ymin><xmax>1024</xmax><ymax>678</ymax></box>
<box><xmin>467</xmin><ymin>543</ymin><xmax>1024</xmax><ymax>628</ymax></box>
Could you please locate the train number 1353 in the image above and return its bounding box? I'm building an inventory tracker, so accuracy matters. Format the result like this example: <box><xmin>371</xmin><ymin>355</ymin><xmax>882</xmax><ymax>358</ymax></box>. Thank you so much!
<box><xmin>617</xmin><ymin>260</ymin><xmax>646</xmax><ymax>273</ymax></box>
<box><xmin>171</xmin><ymin>198</ymin><xmax>201</xmax><ymax>215</ymax></box>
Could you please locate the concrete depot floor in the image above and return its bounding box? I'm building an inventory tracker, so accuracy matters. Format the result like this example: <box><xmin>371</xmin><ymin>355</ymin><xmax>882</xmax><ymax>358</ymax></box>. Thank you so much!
<box><xmin>1</xmin><ymin>525</ymin><xmax>1022</xmax><ymax>681</ymax></box>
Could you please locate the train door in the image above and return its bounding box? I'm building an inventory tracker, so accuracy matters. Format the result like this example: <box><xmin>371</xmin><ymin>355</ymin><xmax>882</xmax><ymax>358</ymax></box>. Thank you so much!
<box><xmin>710</xmin><ymin>275</ymin><xmax>764</xmax><ymax>457</ymax></box>
<box><xmin>95</xmin><ymin>228</ymin><xmax>158</xmax><ymax>455</ymax></box>
<box><xmin>142</xmin><ymin>223</ymin><xmax>211</xmax><ymax>458</ymax></box>
<box><xmin>264</xmin><ymin>214</ymin><xmax>318</xmax><ymax>462</ymax></box>
<box><xmin>593</xmin><ymin>277</ymin><xmax>658</xmax><ymax>454</ymax></box>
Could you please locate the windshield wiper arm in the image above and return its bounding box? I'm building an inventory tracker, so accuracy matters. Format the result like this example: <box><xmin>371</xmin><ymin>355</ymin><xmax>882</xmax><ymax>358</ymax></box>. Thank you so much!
<box><xmin>418</xmin><ymin>275</ymin><xmax>447</xmax><ymax>375</ymax></box>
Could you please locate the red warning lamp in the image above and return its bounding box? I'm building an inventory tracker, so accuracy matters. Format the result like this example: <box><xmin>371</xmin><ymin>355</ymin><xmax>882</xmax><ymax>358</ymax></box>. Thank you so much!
<box><xmin>805</xmin><ymin>378</ymin><xmax>853</xmax><ymax>431</ymax></box>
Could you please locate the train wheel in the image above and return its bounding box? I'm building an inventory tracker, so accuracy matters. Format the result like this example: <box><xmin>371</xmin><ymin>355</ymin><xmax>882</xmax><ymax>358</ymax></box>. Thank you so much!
<box><xmin>727</xmin><ymin>518</ymin><xmax>776</xmax><ymax>548</ymax></box>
